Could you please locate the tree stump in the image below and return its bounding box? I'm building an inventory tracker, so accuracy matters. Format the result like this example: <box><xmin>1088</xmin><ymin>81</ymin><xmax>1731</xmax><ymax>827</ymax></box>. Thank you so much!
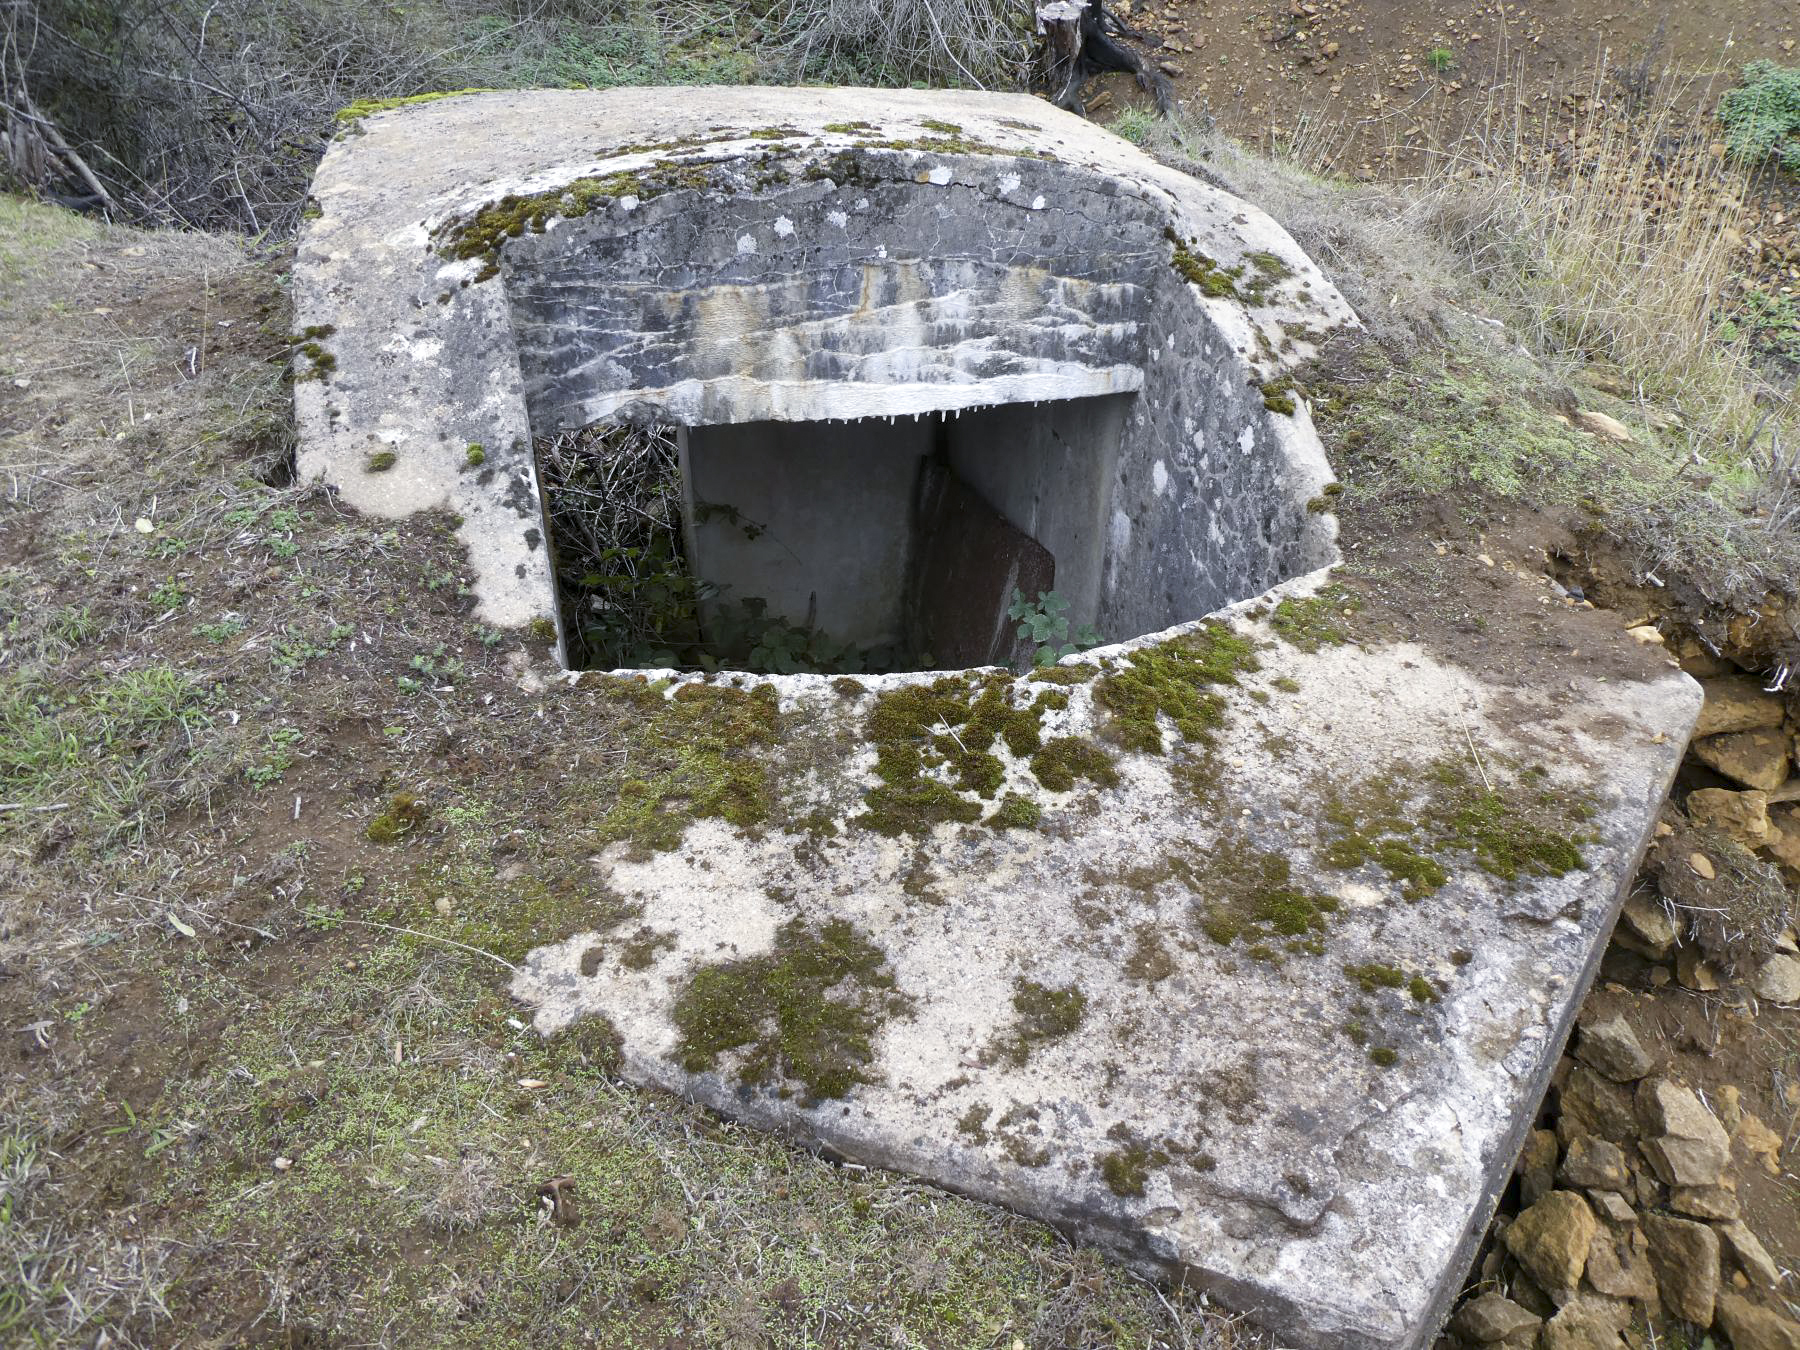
<box><xmin>1035</xmin><ymin>0</ymin><xmax>1173</xmax><ymax>117</ymax></box>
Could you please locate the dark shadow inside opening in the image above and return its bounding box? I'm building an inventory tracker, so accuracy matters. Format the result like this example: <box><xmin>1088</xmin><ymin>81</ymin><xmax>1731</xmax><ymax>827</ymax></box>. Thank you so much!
<box><xmin>539</xmin><ymin>394</ymin><xmax>1130</xmax><ymax>674</ymax></box>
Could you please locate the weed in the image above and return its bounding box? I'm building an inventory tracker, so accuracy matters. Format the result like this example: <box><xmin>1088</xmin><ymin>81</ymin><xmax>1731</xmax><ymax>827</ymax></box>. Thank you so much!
<box><xmin>409</xmin><ymin>645</ymin><xmax>465</xmax><ymax>684</ymax></box>
<box><xmin>45</xmin><ymin>605</ymin><xmax>96</xmax><ymax>646</ymax></box>
<box><xmin>1110</xmin><ymin>106</ymin><xmax>1158</xmax><ymax>145</ymax></box>
<box><xmin>1008</xmin><ymin>589</ymin><xmax>1101</xmax><ymax>668</ymax></box>
<box><xmin>246</xmin><ymin>727</ymin><xmax>304</xmax><ymax>787</ymax></box>
<box><xmin>1717</xmin><ymin>61</ymin><xmax>1800</xmax><ymax>168</ymax></box>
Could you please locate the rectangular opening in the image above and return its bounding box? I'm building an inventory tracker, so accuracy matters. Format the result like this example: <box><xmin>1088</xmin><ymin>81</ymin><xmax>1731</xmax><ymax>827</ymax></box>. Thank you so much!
<box><xmin>538</xmin><ymin>394</ymin><xmax>1129</xmax><ymax>673</ymax></box>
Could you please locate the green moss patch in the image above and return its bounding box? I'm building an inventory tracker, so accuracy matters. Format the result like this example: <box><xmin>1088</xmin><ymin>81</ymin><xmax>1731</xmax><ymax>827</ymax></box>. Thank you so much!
<box><xmin>1269</xmin><ymin>584</ymin><xmax>1360</xmax><ymax>652</ymax></box>
<box><xmin>991</xmin><ymin>979</ymin><xmax>1087</xmax><ymax>1066</ymax></box>
<box><xmin>1320</xmin><ymin>756</ymin><xmax>1591</xmax><ymax>899</ymax></box>
<box><xmin>598</xmin><ymin>681</ymin><xmax>779</xmax><ymax>855</ymax></box>
<box><xmin>334</xmin><ymin>89</ymin><xmax>492</xmax><ymax>129</ymax></box>
<box><xmin>859</xmin><ymin>675</ymin><xmax>1071</xmax><ymax>836</ymax></box>
<box><xmin>1344</xmin><ymin>961</ymin><xmax>1407</xmax><ymax>992</ymax></box>
<box><xmin>671</xmin><ymin>917</ymin><xmax>910</xmax><ymax>1102</ymax></box>
<box><xmin>1029</xmin><ymin>663</ymin><xmax>1097</xmax><ymax>685</ymax></box>
<box><xmin>1092</xmin><ymin>623</ymin><xmax>1259</xmax><ymax>754</ymax></box>
<box><xmin>436</xmin><ymin>159</ymin><xmax>721</xmax><ymax>281</ymax></box>
<box><xmin>1029</xmin><ymin>737</ymin><xmax>1119</xmax><ymax>792</ymax></box>
<box><xmin>988</xmin><ymin>793</ymin><xmax>1042</xmax><ymax>830</ymax></box>
<box><xmin>1099</xmin><ymin>1142</ymin><xmax>1170</xmax><ymax>1198</ymax></box>
<box><xmin>1260</xmin><ymin>375</ymin><xmax>1298</xmax><ymax>415</ymax></box>
<box><xmin>1164</xmin><ymin>227</ymin><xmax>1244</xmax><ymax>298</ymax></box>
<box><xmin>366</xmin><ymin>791</ymin><xmax>427</xmax><ymax>843</ymax></box>
<box><xmin>1193</xmin><ymin>843</ymin><xmax>1339</xmax><ymax>958</ymax></box>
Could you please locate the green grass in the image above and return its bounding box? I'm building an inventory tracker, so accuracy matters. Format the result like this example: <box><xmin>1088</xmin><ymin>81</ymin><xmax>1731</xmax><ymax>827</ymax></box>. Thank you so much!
<box><xmin>137</xmin><ymin>938</ymin><xmax>1203</xmax><ymax>1348</ymax></box>
<box><xmin>0</xmin><ymin>196</ymin><xmax>103</xmax><ymax>290</ymax></box>
<box><xmin>0</xmin><ymin>663</ymin><xmax>209</xmax><ymax>838</ymax></box>
<box><xmin>1110</xmin><ymin>106</ymin><xmax>1159</xmax><ymax>145</ymax></box>
<box><xmin>462</xmin><ymin>9</ymin><xmax>756</xmax><ymax>90</ymax></box>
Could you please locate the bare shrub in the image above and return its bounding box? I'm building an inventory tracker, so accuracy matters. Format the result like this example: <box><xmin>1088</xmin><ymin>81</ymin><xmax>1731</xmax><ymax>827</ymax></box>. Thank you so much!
<box><xmin>768</xmin><ymin>0</ymin><xmax>1033</xmax><ymax>89</ymax></box>
<box><xmin>3</xmin><ymin>0</ymin><xmax>758</xmax><ymax>233</ymax></box>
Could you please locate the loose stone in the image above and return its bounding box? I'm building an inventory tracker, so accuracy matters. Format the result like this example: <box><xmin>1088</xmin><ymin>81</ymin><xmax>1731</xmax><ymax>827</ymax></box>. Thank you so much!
<box><xmin>1642</xmin><ymin>1212</ymin><xmax>1720</xmax><ymax>1325</ymax></box>
<box><xmin>1573</xmin><ymin>1015</ymin><xmax>1653</xmax><ymax>1082</ymax></box>
<box><xmin>1503</xmin><ymin>1191</ymin><xmax>1597</xmax><ymax>1295</ymax></box>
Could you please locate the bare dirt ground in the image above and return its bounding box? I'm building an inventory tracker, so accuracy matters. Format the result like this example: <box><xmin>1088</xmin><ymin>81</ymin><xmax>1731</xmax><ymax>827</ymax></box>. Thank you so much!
<box><xmin>1105</xmin><ymin>0</ymin><xmax>1795</xmax><ymax>165</ymax></box>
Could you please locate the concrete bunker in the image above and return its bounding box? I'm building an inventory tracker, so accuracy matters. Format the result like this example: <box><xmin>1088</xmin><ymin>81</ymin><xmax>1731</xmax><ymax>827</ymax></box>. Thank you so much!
<box><xmin>286</xmin><ymin>90</ymin><xmax>1701</xmax><ymax>1350</ymax></box>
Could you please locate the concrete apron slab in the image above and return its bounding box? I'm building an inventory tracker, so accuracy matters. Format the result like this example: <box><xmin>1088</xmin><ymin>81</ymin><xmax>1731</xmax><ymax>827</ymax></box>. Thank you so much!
<box><xmin>512</xmin><ymin>571</ymin><xmax>1699</xmax><ymax>1349</ymax></box>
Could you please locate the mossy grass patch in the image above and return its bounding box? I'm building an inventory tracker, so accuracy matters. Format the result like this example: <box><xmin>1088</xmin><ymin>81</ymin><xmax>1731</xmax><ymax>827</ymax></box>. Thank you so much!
<box><xmin>596</xmin><ymin>680</ymin><xmax>779</xmax><ymax>856</ymax></box>
<box><xmin>333</xmin><ymin>89</ymin><xmax>494</xmax><ymax>129</ymax></box>
<box><xmin>858</xmin><ymin>674</ymin><xmax>1082</xmax><ymax>836</ymax></box>
<box><xmin>671</xmin><ymin>917</ymin><xmax>911</xmax><ymax>1101</ymax></box>
<box><xmin>435</xmin><ymin>159</ymin><xmax>721</xmax><ymax>281</ymax></box>
<box><xmin>991</xmin><ymin>978</ymin><xmax>1088</xmax><ymax>1066</ymax></box>
<box><xmin>1269</xmin><ymin>584</ymin><xmax>1360</xmax><ymax>652</ymax></box>
<box><xmin>1193</xmin><ymin>843</ymin><xmax>1339</xmax><ymax>959</ymax></box>
<box><xmin>1091</xmin><ymin>622</ymin><xmax>1259</xmax><ymax>754</ymax></box>
<box><xmin>1320</xmin><ymin>755</ymin><xmax>1591</xmax><ymax>900</ymax></box>
<box><xmin>1099</xmin><ymin>1141</ymin><xmax>1171</xmax><ymax>1197</ymax></box>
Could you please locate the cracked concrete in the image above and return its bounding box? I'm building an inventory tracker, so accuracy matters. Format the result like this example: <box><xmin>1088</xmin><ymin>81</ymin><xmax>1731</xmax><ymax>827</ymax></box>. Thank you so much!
<box><xmin>507</xmin><ymin>573</ymin><xmax>1699</xmax><ymax>1349</ymax></box>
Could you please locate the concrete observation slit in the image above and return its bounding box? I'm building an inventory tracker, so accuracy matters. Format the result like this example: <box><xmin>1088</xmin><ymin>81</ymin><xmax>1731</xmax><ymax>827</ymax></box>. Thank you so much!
<box><xmin>291</xmin><ymin>87</ymin><xmax>1703</xmax><ymax>1350</ymax></box>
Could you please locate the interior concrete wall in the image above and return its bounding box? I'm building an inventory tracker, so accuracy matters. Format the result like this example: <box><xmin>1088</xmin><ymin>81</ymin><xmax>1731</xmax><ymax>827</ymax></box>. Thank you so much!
<box><xmin>680</xmin><ymin>417</ymin><xmax>932</xmax><ymax>649</ymax></box>
<box><xmin>943</xmin><ymin>395</ymin><xmax>1128</xmax><ymax>634</ymax></box>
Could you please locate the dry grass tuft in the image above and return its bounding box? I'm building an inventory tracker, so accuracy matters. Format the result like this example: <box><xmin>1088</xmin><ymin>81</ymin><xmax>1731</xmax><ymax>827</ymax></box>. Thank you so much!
<box><xmin>1408</xmin><ymin>60</ymin><xmax>1767</xmax><ymax>442</ymax></box>
<box><xmin>420</xmin><ymin>1151</ymin><xmax>506</xmax><ymax>1232</ymax></box>
<box><xmin>1154</xmin><ymin>57</ymin><xmax>1799</xmax><ymax>607</ymax></box>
